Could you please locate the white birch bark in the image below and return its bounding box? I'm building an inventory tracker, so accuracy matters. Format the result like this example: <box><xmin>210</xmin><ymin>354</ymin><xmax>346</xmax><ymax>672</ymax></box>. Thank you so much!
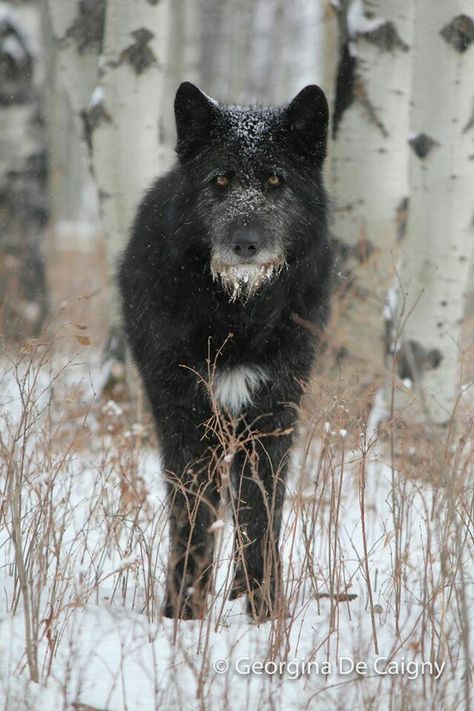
<box><xmin>42</xmin><ymin>4</ymin><xmax>100</xmax><ymax>253</ymax></box>
<box><xmin>45</xmin><ymin>0</ymin><xmax>102</xmax><ymax>118</ymax></box>
<box><xmin>321</xmin><ymin>0</ymin><xmax>340</xmax><ymax>108</ymax></box>
<box><xmin>277</xmin><ymin>0</ymin><xmax>329</xmax><ymax>102</ymax></box>
<box><xmin>200</xmin><ymin>0</ymin><xmax>330</xmax><ymax>106</ymax></box>
<box><xmin>392</xmin><ymin>2</ymin><xmax>474</xmax><ymax>424</ymax></box>
<box><xmin>160</xmin><ymin>0</ymin><xmax>202</xmax><ymax>158</ymax></box>
<box><xmin>220</xmin><ymin>0</ymin><xmax>254</xmax><ymax>103</ymax></box>
<box><xmin>330</xmin><ymin>0</ymin><xmax>415</xmax><ymax>393</ymax></box>
<box><xmin>89</xmin><ymin>0</ymin><xmax>172</xmax><ymax>345</ymax></box>
<box><xmin>0</xmin><ymin>1</ymin><xmax>48</xmax><ymax>339</ymax></box>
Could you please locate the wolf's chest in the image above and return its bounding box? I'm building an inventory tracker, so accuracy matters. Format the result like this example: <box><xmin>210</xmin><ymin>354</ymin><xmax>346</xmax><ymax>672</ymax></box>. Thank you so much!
<box><xmin>213</xmin><ymin>364</ymin><xmax>269</xmax><ymax>415</ymax></box>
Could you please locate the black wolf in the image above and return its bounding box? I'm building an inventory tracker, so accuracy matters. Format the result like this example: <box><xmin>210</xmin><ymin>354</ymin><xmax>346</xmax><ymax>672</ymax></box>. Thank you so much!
<box><xmin>119</xmin><ymin>82</ymin><xmax>333</xmax><ymax>621</ymax></box>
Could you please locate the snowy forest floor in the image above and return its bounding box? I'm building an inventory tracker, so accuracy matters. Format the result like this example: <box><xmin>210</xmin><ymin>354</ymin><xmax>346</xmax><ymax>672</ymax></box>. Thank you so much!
<box><xmin>0</xmin><ymin>250</ymin><xmax>473</xmax><ymax>711</ymax></box>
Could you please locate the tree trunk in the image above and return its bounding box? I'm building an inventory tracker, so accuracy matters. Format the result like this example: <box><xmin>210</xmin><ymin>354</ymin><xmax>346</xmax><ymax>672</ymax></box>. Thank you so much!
<box><xmin>45</xmin><ymin>0</ymin><xmax>104</xmax><ymax>118</ymax></box>
<box><xmin>159</xmin><ymin>0</ymin><xmax>202</xmax><ymax>157</ymax></box>
<box><xmin>85</xmin><ymin>0</ymin><xmax>172</xmax><ymax>392</ymax></box>
<box><xmin>329</xmin><ymin>0</ymin><xmax>415</xmax><ymax>407</ymax></box>
<box><xmin>199</xmin><ymin>0</ymin><xmax>255</xmax><ymax>103</ymax></box>
<box><xmin>0</xmin><ymin>0</ymin><xmax>48</xmax><ymax>341</ymax></box>
<box><xmin>43</xmin><ymin>0</ymin><xmax>102</xmax><ymax>250</ymax></box>
<box><xmin>199</xmin><ymin>0</ymin><xmax>331</xmax><ymax>106</ymax></box>
<box><xmin>390</xmin><ymin>3</ymin><xmax>474</xmax><ymax>424</ymax></box>
<box><xmin>41</xmin><ymin>0</ymin><xmax>103</xmax><ymax>349</ymax></box>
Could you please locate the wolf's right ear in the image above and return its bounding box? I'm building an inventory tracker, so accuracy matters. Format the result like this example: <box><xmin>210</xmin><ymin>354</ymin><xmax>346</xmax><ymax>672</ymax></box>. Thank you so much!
<box><xmin>174</xmin><ymin>82</ymin><xmax>217</xmax><ymax>160</ymax></box>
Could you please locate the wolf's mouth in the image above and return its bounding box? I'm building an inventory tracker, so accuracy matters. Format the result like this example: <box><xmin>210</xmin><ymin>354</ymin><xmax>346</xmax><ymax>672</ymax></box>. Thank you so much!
<box><xmin>211</xmin><ymin>259</ymin><xmax>285</xmax><ymax>302</ymax></box>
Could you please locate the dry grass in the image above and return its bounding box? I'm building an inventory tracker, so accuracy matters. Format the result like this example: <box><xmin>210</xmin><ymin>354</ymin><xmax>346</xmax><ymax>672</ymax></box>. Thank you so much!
<box><xmin>0</xmin><ymin>270</ymin><xmax>473</xmax><ymax>709</ymax></box>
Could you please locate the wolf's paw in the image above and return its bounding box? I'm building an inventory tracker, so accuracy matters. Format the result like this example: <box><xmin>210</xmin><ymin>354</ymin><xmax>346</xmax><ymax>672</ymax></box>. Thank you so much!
<box><xmin>229</xmin><ymin>569</ymin><xmax>286</xmax><ymax>621</ymax></box>
<box><xmin>246</xmin><ymin>585</ymin><xmax>288</xmax><ymax>623</ymax></box>
<box><xmin>162</xmin><ymin>592</ymin><xmax>206</xmax><ymax>620</ymax></box>
<box><xmin>229</xmin><ymin>568</ymin><xmax>248</xmax><ymax>600</ymax></box>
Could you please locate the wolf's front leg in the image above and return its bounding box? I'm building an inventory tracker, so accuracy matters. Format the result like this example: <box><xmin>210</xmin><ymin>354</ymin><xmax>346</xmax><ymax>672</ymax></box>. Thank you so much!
<box><xmin>230</xmin><ymin>403</ymin><xmax>295</xmax><ymax>621</ymax></box>
<box><xmin>157</xmin><ymin>404</ymin><xmax>220</xmax><ymax>619</ymax></box>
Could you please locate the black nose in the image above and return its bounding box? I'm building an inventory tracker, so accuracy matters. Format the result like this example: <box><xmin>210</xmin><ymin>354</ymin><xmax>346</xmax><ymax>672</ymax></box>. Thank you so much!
<box><xmin>231</xmin><ymin>229</ymin><xmax>260</xmax><ymax>258</ymax></box>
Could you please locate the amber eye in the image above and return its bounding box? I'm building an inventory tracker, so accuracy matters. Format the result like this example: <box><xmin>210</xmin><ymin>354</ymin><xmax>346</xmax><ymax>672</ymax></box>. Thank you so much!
<box><xmin>267</xmin><ymin>174</ymin><xmax>281</xmax><ymax>186</ymax></box>
<box><xmin>214</xmin><ymin>174</ymin><xmax>229</xmax><ymax>187</ymax></box>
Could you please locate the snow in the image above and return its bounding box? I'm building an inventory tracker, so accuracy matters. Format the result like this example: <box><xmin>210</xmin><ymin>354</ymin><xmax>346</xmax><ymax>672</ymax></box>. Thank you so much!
<box><xmin>0</xmin><ymin>350</ymin><xmax>472</xmax><ymax>710</ymax></box>
<box><xmin>102</xmin><ymin>399</ymin><xmax>124</xmax><ymax>417</ymax></box>
<box><xmin>2</xmin><ymin>35</ymin><xmax>27</xmax><ymax>62</ymax></box>
<box><xmin>209</xmin><ymin>519</ymin><xmax>225</xmax><ymax>532</ymax></box>
<box><xmin>90</xmin><ymin>85</ymin><xmax>105</xmax><ymax>108</ymax></box>
<box><xmin>202</xmin><ymin>89</ymin><xmax>218</xmax><ymax>107</ymax></box>
<box><xmin>347</xmin><ymin>0</ymin><xmax>386</xmax><ymax>37</ymax></box>
<box><xmin>223</xmin><ymin>106</ymin><xmax>278</xmax><ymax>157</ymax></box>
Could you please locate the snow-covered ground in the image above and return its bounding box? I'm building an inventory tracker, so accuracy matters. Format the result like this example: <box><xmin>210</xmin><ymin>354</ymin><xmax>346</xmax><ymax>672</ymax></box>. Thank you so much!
<box><xmin>0</xmin><ymin>347</ymin><xmax>472</xmax><ymax>710</ymax></box>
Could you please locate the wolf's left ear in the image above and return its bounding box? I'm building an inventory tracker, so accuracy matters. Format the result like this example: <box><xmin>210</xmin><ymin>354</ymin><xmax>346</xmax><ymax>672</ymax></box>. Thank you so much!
<box><xmin>283</xmin><ymin>85</ymin><xmax>329</xmax><ymax>162</ymax></box>
<box><xmin>174</xmin><ymin>82</ymin><xmax>217</xmax><ymax>160</ymax></box>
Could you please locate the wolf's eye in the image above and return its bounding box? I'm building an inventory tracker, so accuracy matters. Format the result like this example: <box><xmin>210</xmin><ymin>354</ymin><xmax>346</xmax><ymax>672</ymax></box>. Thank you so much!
<box><xmin>267</xmin><ymin>174</ymin><xmax>281</xmax><ymax>187</ymax></box>
<box><xmin>214</xmin><ymin>174</ymin><xmax>230</xmax><ymax>188</ymax></box>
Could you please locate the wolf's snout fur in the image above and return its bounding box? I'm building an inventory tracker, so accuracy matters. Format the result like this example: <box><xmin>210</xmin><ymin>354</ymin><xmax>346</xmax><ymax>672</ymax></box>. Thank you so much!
<box><xmin>211</xmin><ymin>257</ymin><xmax>286</xmax><ymax>302</ymax></box>
<box><xmin>211</xmin><ymin>221</ymin><xmax>286</xmax><ymax>300</ymax></box>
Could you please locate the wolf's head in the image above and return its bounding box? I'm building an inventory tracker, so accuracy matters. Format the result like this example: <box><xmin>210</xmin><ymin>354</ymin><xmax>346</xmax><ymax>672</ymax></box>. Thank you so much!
<box><xmin>174</xmin><ymin>82</ymin><xmax>329</xmax><ymax>301</ymax></box>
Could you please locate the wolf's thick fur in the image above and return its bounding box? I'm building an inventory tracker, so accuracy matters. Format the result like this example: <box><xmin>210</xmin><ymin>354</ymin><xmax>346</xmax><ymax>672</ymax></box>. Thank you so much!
<box><xmin>119</xmin><ymin>82</ymin><xmax>334</xmax><ymax>620</ymax></box>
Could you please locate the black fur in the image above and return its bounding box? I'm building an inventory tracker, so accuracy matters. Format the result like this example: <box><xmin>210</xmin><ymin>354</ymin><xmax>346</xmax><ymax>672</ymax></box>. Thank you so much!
<box><xmin>119</xmin><ymin>82</ymin><xmax>334</xmax><ymax>620</ymax></box>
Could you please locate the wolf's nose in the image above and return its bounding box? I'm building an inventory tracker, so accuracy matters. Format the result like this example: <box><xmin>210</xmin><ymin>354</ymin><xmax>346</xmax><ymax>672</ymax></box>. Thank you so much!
<box><xmin>231</xmin><ymin>229</ymin><xmax>260</xmax><ymax>258</ymax></box>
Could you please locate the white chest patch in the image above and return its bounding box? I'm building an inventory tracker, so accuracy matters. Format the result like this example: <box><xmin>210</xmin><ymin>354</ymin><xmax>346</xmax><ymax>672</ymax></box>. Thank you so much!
<box><xmin>214</xmin><ymin>365</ymin><xmax>269</xmax><ymax>415</ymax></box>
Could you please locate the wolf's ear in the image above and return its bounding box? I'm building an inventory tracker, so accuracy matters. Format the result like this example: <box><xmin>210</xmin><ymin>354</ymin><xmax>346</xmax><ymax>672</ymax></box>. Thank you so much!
<box><xmin>283</xmin><ymin>85</ymin><xmax>329</xmax><ymax>162</ymax></box>
<box><xmin>174</xmin><ymin>82</ymin><xmax>217</xmax><ymax>159</ymax></box>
